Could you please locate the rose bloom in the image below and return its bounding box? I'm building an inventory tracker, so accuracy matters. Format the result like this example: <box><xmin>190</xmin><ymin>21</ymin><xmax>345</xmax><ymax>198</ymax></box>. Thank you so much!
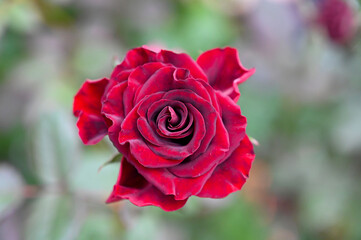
<box><xmin>317</xmin><ymin>0</ymin><xmax>357</xmax><ymax>44</ymax></box>
<box><xmin>73</xmin><ymin>46</ymin><xmax>255</xmax><ymax>211</ymax></box>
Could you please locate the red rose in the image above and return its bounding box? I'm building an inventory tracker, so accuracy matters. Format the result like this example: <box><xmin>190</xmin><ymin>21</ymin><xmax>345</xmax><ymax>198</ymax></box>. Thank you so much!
<box><xmin>317</xmin><ymin>0</ymin><xmax>357</xmax><ymax>44</ymax></box>
<box><xmin>73</xmin><ymin>47</ymin><xmax>255</xmax><ymax>211</ymax></box>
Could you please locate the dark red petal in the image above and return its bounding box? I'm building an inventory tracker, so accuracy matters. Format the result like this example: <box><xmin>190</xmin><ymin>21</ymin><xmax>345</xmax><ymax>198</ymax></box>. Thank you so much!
<box><xmin>173</xmin><ymin>68</ymin><xmax>190</xmax><ymax>80</ymax></box>
<box><xmin>140</xmin><ymin>104</ymin><xmax>205</xmax><ymax>161</ymax></box>
<box><xmin>135</xmin><ymin>67</ymin><xmax>175</xmax><ymax>103</ymax></box>
<box><xmin>119</xmin><ymin>92</ymin><xmax>165</xmax><ymax>144</ymax></box>
<box><xmin>119</xmin><ymin>93</ymin><xmax>182</xmax><ymax>168</ymax></box>
<box><xmin>76</xmin><ymin>113</ymin><xmax>108</xmax><ymax>144</ymax></box>
<box><xmin>129</xmin><ymin>139</ymin><xmax>184</xmax><ymax>167</ymax></box>
<box><xmin>197</xmin><ymin>47</ymin><xmax>255</xmax><ymax>102</ymax></box>
<box><xmin>73</xmin><ymin>78</ymin><xmax>109</xmax><ymax>144</ymax></box>
<box><xmin>157</xmin><ymin>50</ymin><xmax>207</xmax><ymax>81</ymax></box>
<box><xmin>216</xmin><ymin>91</ymin><xmax>247</xmax><ymax>164</ymax></box>
<box><xmin>124</xmin><ymin>152</ymin><xmax>217</xmax><ymax>200</ymax></box>
<box><xmin>144</xmin><ymin>99</ymin><xmax>192</xmax><ymax>138</ymax></box>
<box><xmin>197</xmin><ymin>80</ymin><xmax>221</xmax><ymax>113</ymax></box>
<box><xmin>112</xmin><ymin>69</ymin><xmax>133</xmax><ymax>83</ymax></box>
<box><xmin>101</xmin><ymin>81</ymin><xmax>127</xmax><ymax>135</ymax></box>
<box><xmin>136</xmin><ymin>67</ymin><xmax>213</xmax><ymax>105</ymax></box>
<box><xmin>196</xmin><ymin>135</ymin><xmax>255</xmax><ymax>198</ymax></box>
<box><xmin>169</xmin><ymin>113</ymin><xmax>229</xmax><ymax>178</ymax></box>
<box><xmin>128</xmin><ymin>62</ymin><xmax>167</xmax><ymax>89</ymax></box>
<box><xmin>136</xmin><ymin>117</ymin><xmax>173</xmax><ymax>146</ymax></box>
<box><xmin>110</xmin><ymin>47</ymin><xmax>158</xmax><ymax>81</ymax></box>
<box><xmin>163</xmin><ymin>90</ymin><xmax>218</xmax><ymax>157</ymax></box>
<box><xmin>73</xmin><ymin>78</ymin><xmax>109</xmax><ymax>116</ymax></box>
<box><xmin>106</xmin><ymin>158</ymin><xmax>187</xmax><ymax>211</ymax></box>
<box><xmin>125</xmin><ymin>62</ymin><xmax>167</xmax><ymax>113</ymax></box>
<box><xmin>157</xmin><ymin>111</ymin><xmax>193</xmax><ymax>138</ymax></box>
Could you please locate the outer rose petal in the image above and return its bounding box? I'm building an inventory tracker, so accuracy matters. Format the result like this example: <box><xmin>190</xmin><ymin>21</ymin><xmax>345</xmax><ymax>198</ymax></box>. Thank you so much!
<box><xmin>111</xmin><ymin>47</ymin><xmax>208</xmax><ymax>83</ymax></box>
<box><xmin>197</xmin><ymin>135</ymin><xmax>255</xmax><ymax>198</ymax></box>
<box><xmin>73</xmin><ymin>78</ymin><xmax>109</xmax><ymax>144</ymax></box>
<box><xmin>76</xmin><ymin>113</ymin><xmax>108</xmax><ymax>144</ymax></box>
<box><xmin>216</xmin><ymin>91</ymin><xmax>247</xmax><ymax>163</ymax></box>
<box><xmin>110</xmin><ymin>48</ymin><xmax>158</xmax><ymax>80</ymax></box>
<box><xmin>197</xmin><ymin>47</ymin><xmax>255</xmax><ymax>102</ymax></box>
<box><xmin>107</xmin><ymin>158</ymin><xmax>187</xmax><ymax>211</ymax></box>
<box><xmin>119</xmin><ymin>147</ymin><xmax>217</xmax><ymax>200</ymax></box>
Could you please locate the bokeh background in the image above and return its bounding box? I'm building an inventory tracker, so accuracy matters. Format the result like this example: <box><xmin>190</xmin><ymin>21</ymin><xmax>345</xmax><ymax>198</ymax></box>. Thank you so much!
<box><xmin>1</xmin><ymin>0</ymin><xmax>361</xmax><ymax>239</ymax></box>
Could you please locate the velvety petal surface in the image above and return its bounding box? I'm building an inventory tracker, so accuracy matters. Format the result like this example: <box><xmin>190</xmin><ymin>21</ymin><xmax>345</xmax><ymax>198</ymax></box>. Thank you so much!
<box><xmin>76</xmin><ymin>113</ymin><xmax>108</xmax><ymax>144</ymax></box>
<box><xmin>119</xmin><ymin>93</ymin><xmax>184</xmax><ymax>168</ymax></box>
<box><xmin>169</xmin><ymin>114</ymin><xmax>229</xmax><ymax>178</ymax></box>
<box><xmin>106</xmin><ymin>158</ymin><xmax>187</xmax><ymax>211</ymax></box>
<box><xmin>110</xmin><ymin>48</ymin><xmax>158</xmax><ymax>81</ymax></box>
<box><xmin>216</xmin><ymin>91</ymin><xmax>247</xmax><ymax>163</ymax></box>
<box><xmin>125</xmin><ymin>152</ymin><xmax>218</xmax><ymax>200</ymax></box>
<box><xmin>135</xmin><ymin>67</ymin><xmax>212</xmax><ymax>104</ymax></box>
<box><xmin>158</xmin><ymin>50</ymin><xmax>207</xmax><ymax>81</ymax></box>
<box><xmin>73</xmin><ymin>78</ymin><xmax>109</xmax><ymax>144</ymax></box>
<box><xmin>101</xmin><ymin>81</ymin><xmax>127</xmax><ymax>135</ymax></box>
<box><xmin>196</xmin><ymin>135</ymin><xmax>255</xmax><ymax>198</ymax></box>
<box><xmin>197</xmin><ymin>47</ymin><xmax>255</xmax><ymax>102</ymax></box>
<box><xmin>164</xmin><ymin>90</ymin><xmax>229</xmax><ymax>178</ymax></box>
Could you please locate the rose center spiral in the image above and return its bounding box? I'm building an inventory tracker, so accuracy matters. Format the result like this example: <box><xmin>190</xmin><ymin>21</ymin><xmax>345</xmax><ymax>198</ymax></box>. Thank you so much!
<box><xmin>155</xmin><ymin>104</ymin><xmax>193</xmax><ymax>141</ymax></box>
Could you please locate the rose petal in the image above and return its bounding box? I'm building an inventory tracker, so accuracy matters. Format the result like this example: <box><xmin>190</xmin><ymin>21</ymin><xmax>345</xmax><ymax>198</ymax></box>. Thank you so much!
<box><xmin>144</xmin><ymin>99</ymin><xmax>192</xmax><ymax>138</ymax></box>
<box><xmin>169</xmin><ymin>113</ymin><xmax>229</xmax><ymax>178</ymax></box>
<box><xmin>157</xmin><ymin>111</ymin><xmax>193</xmax><ymax>138</ymax></box>
<box><xmin>197</xmin><ymin>47</ymin><xmax>255</xmax><ymax>102</ymax></box>
<box><xmin>197</xmin><ymin>80</ymin><xmax>221</xmax><ymax>113</ymax></box>
<box><xmin>216</xmin><ymin>91</ymin><xmax>247</xmax><ymax>163</ymax></box>
<box><xmin>196</xmin><ymin>135</ymin><xmax>255</xmax><ymax>198</ymax></box>
<box><xmin>124</xmin><ymin>151</ymin><xmax>218</xmax><ymax>200</ymax></box>
<box><xmin>110</xmin><ymin>47</ymin><xmax>158</xmax><ymax>80</ymax></box>
<box><xmin>119</xmin><ymin>93</ymin><xmax>183</xmax><ymax>168</ymax></box>
<box><xmin>129</xmin><ymin>139</ymin><xmax>184</xmax><ymax>167</ymax></box>
<box><xmin>139</xmin><ymin>104</ymin><xmax>205</xmax><ymax>161</ymax></box>
<box><xmin>128</xmin><ymin>62</ymin><xmax>167</xmax><ymax>89</ymax></box>
<box><xmin>122</xmin><ymin>62</ymin><xmax>167</xmax><ymax>114</ymax></box>
<box><xmin>101</xmin><ymin>81</ymin><xmax>128</xmax><ymax>135</ymax></box>
<box><xmin>107</xmin><ymin>158</ymin><xmax>187</xmax><ymax>211</ymax></box>
<box><xmin>119</xmin><ymin>92</ymin><xmax>165</xmax><ymax>144</ymax></box>
<box><xmin>163</xmin><ymin>90</ymin><xmax>218</xmax><ymax>158</ymax></box>
<box><xmin>158</xmin><ymin>50</ymin><xmax>207</xmax><ymax>81</ymax></box>
<box><xmin>76</xmin><ymin>113</ymin><xmax>108</xmax><ymax>144</ymax></box>
<box><xmin>136</xmin><ymin>67</ymin><xmax>212</xmax><ymax>104</ymax></box>
<box><xmin>139</xmin><ymin>101</ymin><xmax>195</xmax><ymax>142</ymax></box>
<box><xmin>73</xmin><ymin>78</ymin><xmax>109</xmax><ymax>144</ymax></box>
<box><xmin>137</xmin><ymin>117</ymin><xmax>184</xmax><ymax>146</ymax></box>
<box><xmin>135</xmin><ymin>67</ymin><xmax>175</xmax><ymax>103</ymax></box>
<box><xmin>73</xmin><ymin>78</ymin><xmax>109</xmax><ymax>116</ymax></box>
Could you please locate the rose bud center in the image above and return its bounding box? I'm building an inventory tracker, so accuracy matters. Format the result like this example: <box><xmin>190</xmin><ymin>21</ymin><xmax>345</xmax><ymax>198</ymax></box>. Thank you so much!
<box><xmin>156</xmin><ymin>105</ymin><xmax>194</xmax><ymax>143</ymax></box>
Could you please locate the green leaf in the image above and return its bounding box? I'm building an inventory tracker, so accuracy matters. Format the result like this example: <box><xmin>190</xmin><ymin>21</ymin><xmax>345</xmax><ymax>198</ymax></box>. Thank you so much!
<box><xmin>98</xmin><ymin>154</ymin><xmax>122</xmax><ymax>173</ymax></box>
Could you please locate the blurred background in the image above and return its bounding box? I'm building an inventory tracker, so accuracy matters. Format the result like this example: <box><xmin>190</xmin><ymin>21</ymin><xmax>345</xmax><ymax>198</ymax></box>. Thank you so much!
<box><xmin>1</xmin><ymin>0</ymin><xmax>361</xmax><ymax>239</ymax></box>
